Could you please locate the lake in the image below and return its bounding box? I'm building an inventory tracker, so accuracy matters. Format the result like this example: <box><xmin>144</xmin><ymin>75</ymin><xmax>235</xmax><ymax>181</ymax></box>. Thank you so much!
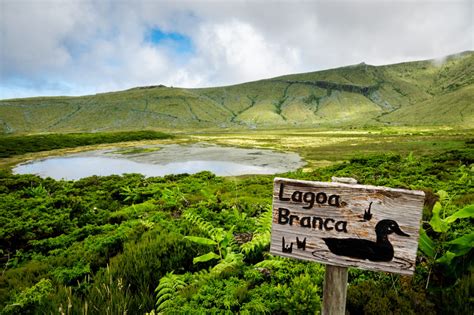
<box><xmin>13</xmin><ymin>143</ymin><xmax>304</xmax><ymax>180</ymax></box>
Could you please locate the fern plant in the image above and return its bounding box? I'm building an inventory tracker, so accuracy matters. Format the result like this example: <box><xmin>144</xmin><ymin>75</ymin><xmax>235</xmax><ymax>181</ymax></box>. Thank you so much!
<box><xmin>182</xmin><ymin>210</ymin><xmax>244</xmax><ymax>285</ymax></box>
<box><xmin>185</xmin><ymin>250</ymin><xmax>244</xmax><ymax>290</ymax></box>
<box><xmin>154</xmin><ymin>212</ymin><xmax>245</xmax><ymax>312</ymax></box>
<box><xmin>160</xmin><ymin>187</ymin><xmax>187</xmax><ymax>209</ymax></box>
<box><xmin>240</xmin><ymin>205</ymin><xmax>272</xmax><ymax>255</ymax></box>
<box><xmin>24</xmin><ymin>184</ymin><xmax>49</xmax><ymax>198</ymax></box>
<box><xmin>254</xmin><ymin>254</ymin><xmax>286</xmax><ymax>269</ymax></box>
<box><xmin>183</xmin><ymin>210</ymin><xmax>237</xmax><ymax>263</ymax></box>
<box><xmin>154</xmin><ymin>272</ymin><xmax>186</xmax><ymax>313</ymax></box>
<box><xmin>2</xmin><ymin>278</ymin><xmax>53</xmax><ymax>314</ymax></box>
<box><xmin>120</xmin><ymin>186</ymin><xmax>141</xmax><ymax>203</ymax></box>
<box><xmin>210</xmin><ymin>250</ymin><xmax>244</xmax><ymax>276</ymax></box>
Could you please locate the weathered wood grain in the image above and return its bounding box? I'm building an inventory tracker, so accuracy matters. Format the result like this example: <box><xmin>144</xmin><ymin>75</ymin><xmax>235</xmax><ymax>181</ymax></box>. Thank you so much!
<box><xmin>270</xmin><ymin>177</ymin><xmax>425</xmax><ymax>275</ymax></box>
<box><xmin>323</xmin><ymin>265</ymin><xmax>348</xmax><ymax>315</ymax></box>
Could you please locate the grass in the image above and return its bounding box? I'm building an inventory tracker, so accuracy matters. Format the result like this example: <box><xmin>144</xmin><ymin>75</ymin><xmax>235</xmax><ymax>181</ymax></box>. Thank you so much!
<box><xmin>0</xmin><ymin>131</ymin><xmax>172</xmax><ymax>158</ymax></box>
<box><xmin>185</xmin><ymin>127</ymin><xmax>474</xmax><ymax>168</ymax></box>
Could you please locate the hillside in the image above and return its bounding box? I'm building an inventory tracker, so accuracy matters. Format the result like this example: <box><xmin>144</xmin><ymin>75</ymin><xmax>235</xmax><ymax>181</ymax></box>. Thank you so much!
<box><xmin>0</xmin><ymin>51</ymin><xmax>472</xmax><ymax>134</ymax></box>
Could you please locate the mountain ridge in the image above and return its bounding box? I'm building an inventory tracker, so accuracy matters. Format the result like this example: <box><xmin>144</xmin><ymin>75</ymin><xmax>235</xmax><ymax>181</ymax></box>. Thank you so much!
<box><xmin>0</xmin><ymin>51</ymin><xmax>472</xmax><ymax>134</ymax></box>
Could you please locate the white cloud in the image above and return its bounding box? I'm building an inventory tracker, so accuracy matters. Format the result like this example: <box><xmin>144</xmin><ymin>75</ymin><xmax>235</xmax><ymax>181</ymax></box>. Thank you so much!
<box><xmin>0</xmin><ymin>1</ymin><xmax>77</xmax><ymax>76</ymax></box>
<box><xmin>190</xmin><ymin>20</ymin><xmax>301</xmax><ymax>86</ymax></box>
<box><xmin>0</xmin><ymin>0</ymin><xmax>472</xmax><ymax>99</ymax></box>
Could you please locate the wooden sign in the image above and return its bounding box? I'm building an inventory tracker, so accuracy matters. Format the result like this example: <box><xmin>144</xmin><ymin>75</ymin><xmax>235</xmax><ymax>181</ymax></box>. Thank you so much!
<box><xmin>270</xmin><ymin>177</ymin><xmax>425</xmax><ymax>275</ymax></box>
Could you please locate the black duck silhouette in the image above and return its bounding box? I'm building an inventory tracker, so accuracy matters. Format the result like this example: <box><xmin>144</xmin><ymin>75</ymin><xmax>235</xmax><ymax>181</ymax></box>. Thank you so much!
<box><xmin>321</xmin><ymin>219</ymin><xmax>409</xmax><ymax>262</ymax></box>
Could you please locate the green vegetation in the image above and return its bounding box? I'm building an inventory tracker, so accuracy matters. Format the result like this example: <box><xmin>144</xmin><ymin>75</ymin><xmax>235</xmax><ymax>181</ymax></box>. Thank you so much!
<box><xmin>0</xmin><ymin>50</ymin><xmax>472</xmax><ymax>312</ymax></box>
<box><xmin>1</xmin><ymin>52</ymin><xmax>472</xmax><ymax>133</ymax></box>
<box><xmin>0</xmin><ymin>131</ymin><xmax>172</xmax><ymax>158</ymax></box>
<box><xmin>187</xmin><ymin>127</ymin><xmax>473</xmax><ymax>168</ymax></box>
<box><xmin>0</xmin><ymin>142</ymin><xmax>472</xmax><ymax>313</ymax></box>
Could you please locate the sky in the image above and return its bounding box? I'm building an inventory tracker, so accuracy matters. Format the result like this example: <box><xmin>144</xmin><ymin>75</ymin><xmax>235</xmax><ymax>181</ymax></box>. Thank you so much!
<box><xmin>0</xmin><ymin>0</ymin><xmax>472</xmax><ymax>99</ymax></box>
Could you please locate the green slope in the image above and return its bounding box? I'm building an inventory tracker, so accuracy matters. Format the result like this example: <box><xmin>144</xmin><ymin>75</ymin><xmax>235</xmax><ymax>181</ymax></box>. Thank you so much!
<box><xmin>1</xmin><ymin>51</ymin><xmax>472</xmax><ymax>134</ymax></box>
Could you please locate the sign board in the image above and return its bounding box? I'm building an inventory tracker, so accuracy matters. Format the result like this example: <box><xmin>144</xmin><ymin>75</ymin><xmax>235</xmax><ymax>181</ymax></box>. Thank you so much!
<box><xmin>270</xmin><ymin>177</ymin><xmax>425</xmax><ymax>275</ymax></box>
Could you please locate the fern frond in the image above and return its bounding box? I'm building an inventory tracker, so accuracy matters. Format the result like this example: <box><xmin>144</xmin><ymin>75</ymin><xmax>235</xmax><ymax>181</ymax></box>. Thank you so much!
<box><xmin>193</xmin><ymin>268</ymin><xmax>210</xmax><ymax>278</ymax></box>
<box><xmin>241</xmin><ymin>299</ymin><xmax>271</xmax><ymax>314</ymax></box>
<box><xmin>183</xmin><ymin>210</ymin><xmax>222</xmax><ymax>240</ymax></box>
<box><xmin>190</xmin><ymin>268</ymin><xmax>212</xmax><ymax>286</ymax></box>
<box><xmin>156</xmin><ymin>293</ymin><xmax>173</xmax><ymax>307</ymax></box>
<box><xmin>156</xmin><ymin>299</ymin><xmax>175</xmax><ymax>313</ymax></box>
<box><xmin>155</xmin><ymin>272</ymin><xmax>186</xmax><ymax>312</ymax></box>
<box><xmin>240</xmin><ymin>231</ymin><xmax>271</xmax><ymax>254</ymax></box>
<box><xmin>240</xmin><ymin>205</ymin><xmax>272</xmax><ymax>255</ymax></box>
<box><xmin>155</xmin><ymin>287</ymin><xmax>174</xmax><ymax>297</ymax></box>
<box><xmin>210</xmin><ymin>252</ymin><xmax>244</xmax><ymax>277</ymax></box>
<box><xmin>189</xmin><ymin>252</ymin><xmax>243</xmax><ymax>287</ymax></box>
<box><xmin>255</xmin><ymin>205</ymin><xmax>272</xmax><ymax>233</ymax></box>
<box><xmin>254</xmin><ymin>254</ymin><xmax>288</xmax><ymax>269</ymax></box>
<box><xmin>254</xmin><ymin>258</ymin><xmax>284</xmax><ymax>269</ymax></box>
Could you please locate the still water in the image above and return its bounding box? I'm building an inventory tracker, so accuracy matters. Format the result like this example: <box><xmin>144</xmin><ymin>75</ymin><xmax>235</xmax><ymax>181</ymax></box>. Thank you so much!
<box><xmin>13</xmin><ymin>143</ymin><xmax>305</xmax><ymax>180</ymax></box>
<box><xmin>14</xmin><ymin>156</ymin><xmax>283</xmax><ymax>180</ymax></box>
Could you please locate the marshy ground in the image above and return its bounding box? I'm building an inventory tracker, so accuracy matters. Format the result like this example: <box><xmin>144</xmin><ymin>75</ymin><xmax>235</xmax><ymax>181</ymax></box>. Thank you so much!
<box><xmin>3</xmin><ymin>126</ymin><xmax>472</xmax><ymax>171</ymax></box>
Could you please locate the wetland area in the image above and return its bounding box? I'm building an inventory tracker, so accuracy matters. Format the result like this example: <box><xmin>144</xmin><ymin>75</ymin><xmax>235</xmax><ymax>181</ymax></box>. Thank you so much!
<box><xmin>13</xmin><ymin>143</ymin><xmax>304</xmax><ymax>180</ymax></box>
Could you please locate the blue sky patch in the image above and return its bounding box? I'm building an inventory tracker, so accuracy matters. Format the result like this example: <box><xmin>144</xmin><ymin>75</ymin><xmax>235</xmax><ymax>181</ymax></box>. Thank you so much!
<box><xmin>146</xmin><ymin>28</ymin><xmax>193</xmax><ymax>55</ymax></box>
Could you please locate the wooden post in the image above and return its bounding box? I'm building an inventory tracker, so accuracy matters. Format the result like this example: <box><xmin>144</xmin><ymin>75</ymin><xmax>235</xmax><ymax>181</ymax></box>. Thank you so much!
<box><xmin>322</xmin><ymin>177</ymin><xmax>355</xmax><ymax>315</ymax></box>
<box><xmin>323</xmin><ymin>265</ymin><xmax>348</xmax><ymax>315</ymax></box>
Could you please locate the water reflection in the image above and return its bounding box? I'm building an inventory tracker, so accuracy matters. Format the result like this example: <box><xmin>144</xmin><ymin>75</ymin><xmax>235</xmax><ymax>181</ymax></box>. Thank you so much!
<box><xmin>14</xmin><ymin>156</ymin><xmax>282</xmax><ymax>180</ymax></box>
